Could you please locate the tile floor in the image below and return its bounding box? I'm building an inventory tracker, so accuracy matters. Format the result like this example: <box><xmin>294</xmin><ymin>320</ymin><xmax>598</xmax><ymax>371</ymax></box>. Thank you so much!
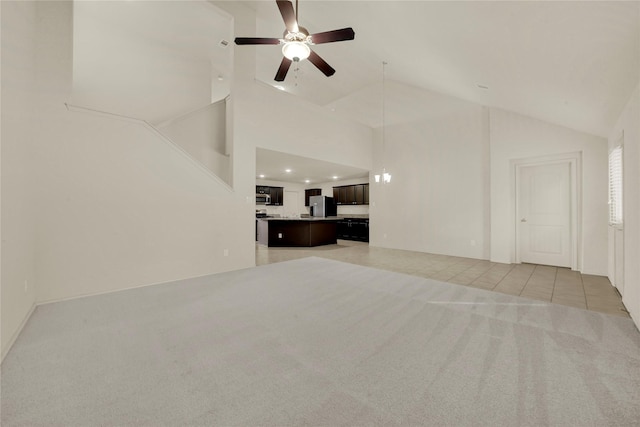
<box><xmin>256</xmin><ymin>240</ymin><xmax>630</xmax><ymax>318</ymax></box>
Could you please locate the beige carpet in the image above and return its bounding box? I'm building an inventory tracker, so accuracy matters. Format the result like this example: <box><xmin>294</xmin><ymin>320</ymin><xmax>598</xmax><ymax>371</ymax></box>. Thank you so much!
<box><xmin>2</xmin><ymin>257</ymin><xmax>639</xmax><ymax>426</ymax></box>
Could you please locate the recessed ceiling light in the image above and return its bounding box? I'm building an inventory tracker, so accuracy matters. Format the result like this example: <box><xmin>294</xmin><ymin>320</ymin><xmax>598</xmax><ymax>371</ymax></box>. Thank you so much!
<box><xmin>285</xmin><ymin>169</ymin><xmax>292</xmax><ymax>173</ymax></box>
<box><xmin>333</xmin><ymin>176</ymin><xmax>338</xmax><ymax>180</ymax></box>
<box><xmin>258</xmin><ymin>174</ymin><xmax>265</xmax><ymax>178</ymax></box>
<box><xmin>305</xmin><ymin>179</ymin><xmax>310</xmax><ymax>183</ymax></box>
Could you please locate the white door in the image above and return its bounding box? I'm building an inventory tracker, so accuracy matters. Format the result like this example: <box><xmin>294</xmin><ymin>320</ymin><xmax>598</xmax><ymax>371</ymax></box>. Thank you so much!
<box><xmin>518</xmin><ymin>162</ymin><xmax>572</xmax><ymax>267</ymax></box>
<box><xmin>283</xmin><ymin>190</ymin><xmax>299</xmax><ymax>218</ymax></box>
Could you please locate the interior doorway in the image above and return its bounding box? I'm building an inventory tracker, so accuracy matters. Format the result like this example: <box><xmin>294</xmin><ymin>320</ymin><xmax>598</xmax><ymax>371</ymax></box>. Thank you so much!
<box><xmin>515</xmin><ymin>154</ymin><xmax>579</xmax><ymax>269</ymax></box>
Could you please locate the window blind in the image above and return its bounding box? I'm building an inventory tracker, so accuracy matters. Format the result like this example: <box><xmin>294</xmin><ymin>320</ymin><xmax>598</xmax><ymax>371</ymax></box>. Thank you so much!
<box><xmin>609</xmin><ymin>145</ymin><xmax>623</xmax><ymax>225</ymax></box>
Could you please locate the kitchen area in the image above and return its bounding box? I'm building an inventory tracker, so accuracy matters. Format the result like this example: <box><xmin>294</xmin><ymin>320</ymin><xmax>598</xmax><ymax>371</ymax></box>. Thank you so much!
<box><xmin>256</xmin><ymin>184</ymin><xmax>369</xmax><ymax>247</ymax></box>
<box><xmin>255</xmin><ymin>148</ymin><xmax>370</xmax><ymax>249</ymax></box>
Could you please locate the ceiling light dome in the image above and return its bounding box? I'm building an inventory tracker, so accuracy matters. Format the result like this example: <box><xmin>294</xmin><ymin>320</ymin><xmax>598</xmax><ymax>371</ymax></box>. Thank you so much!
<box><xmin>282</xmin><ymin>41</ymin><xmax>310</xmax><ymax>61</ymax></box>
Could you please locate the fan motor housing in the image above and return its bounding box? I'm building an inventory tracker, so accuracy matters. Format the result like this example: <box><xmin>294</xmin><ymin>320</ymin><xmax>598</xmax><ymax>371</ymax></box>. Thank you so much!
<box><xmin>283</xmin><ymin>26</ymin><xmax>309</xmax><ymax>43</ymax></box>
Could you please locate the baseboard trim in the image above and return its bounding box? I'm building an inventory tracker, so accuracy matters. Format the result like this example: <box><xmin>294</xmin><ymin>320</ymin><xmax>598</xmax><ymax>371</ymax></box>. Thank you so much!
<box><xmin>36</xmin><ymin>269</ymin><xmax>233</xmax><ymax>307</ymax></box>
<box><xmin>1</xmin><ymin>303</ymin><xmax>37</xmax><ymax>364</ymax></box>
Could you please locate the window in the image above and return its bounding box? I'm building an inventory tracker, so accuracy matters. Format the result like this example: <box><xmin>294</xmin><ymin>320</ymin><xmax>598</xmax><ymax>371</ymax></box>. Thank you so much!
<box><xmin>608</xmin><ymin>145</ymin><xmax>623</xmax><ymax>226</ymax></box>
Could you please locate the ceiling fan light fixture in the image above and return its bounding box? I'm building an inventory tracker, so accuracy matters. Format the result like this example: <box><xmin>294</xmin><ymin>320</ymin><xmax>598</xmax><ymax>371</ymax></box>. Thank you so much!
<box><xmin>282</xmin><ymin>41</ymin><xmax>310</xmax><ymax>61</ymax></box>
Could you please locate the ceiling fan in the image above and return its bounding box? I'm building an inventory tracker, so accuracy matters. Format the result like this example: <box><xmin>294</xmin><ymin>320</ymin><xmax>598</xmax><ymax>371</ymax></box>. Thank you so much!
<box><xmin>234</xmin><ymin>0</ymin><xmax>355</xmax><ymax>82</ymax></box>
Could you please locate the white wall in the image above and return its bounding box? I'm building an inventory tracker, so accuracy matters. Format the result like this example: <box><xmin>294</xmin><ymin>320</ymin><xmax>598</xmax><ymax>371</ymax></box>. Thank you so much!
<box><xmin>1</xmin><ymin>1</ymin><xmax>39</xmax><ymax>359</ymax></box>
<box><xmin>490</xmin><ymin>108</ymin><xmax>609</xmax><ymax>274</ymax></box>
<box><xmin>71</xmin><ymin>1</ymin><xmax>217</xmax><ymax>124</ymax></box>
<box><xmin>240</xmin><ymin>84</ymin><xmax>373</xmax><ymax>171</ymax></box>
<box><xmin>158</xmin><ymin>99</ymin><xmax>230</xmax><ymax>183</ymax></box>
<box><xmin>34</xmin><ymin>112</ymin><xmax>253</xmax><ymax>303</ymax></box>
<box><xmin>368</xmin><ymin>81</ymin><xmax>608</xmax><ymax>274</ymax></box>
<box><xmin>31</xmin><ymin>1</ymin><xmax>253</xmax><ymax>304</ymax></box>
<box><xmin>609</xmin><ymin>83</ymin><xmax>640</xmax><ymax>325</ymax></box>
<box><xmin>370</xmin><ymin>98</ymin><xmax>490</xmax><ymax>260</ymax></box>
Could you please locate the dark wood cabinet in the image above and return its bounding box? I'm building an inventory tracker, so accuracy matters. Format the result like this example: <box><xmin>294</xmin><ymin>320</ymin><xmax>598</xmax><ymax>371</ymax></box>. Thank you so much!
<box><xmin>256</xmin><ymin>185</ymin><xmax>284</xmax><ymax>206</ymax></box>
<box><xmin>354</xmin><ymin>185</ymin><xmax>364</xmax><ymax>204</ymax></box>
<box><xmin>337</xmin><ymin>220</ymin><xmax>349</xmax><ymax>239</ymax></box>
<box><xmin>337</xmin><ymin>218</ymin><xmax>369</xmax><ymax>242</ymax></box>
<box><xmin>339</xmin><ymin>187</ymin><xmax>347</xmax><ymax>204</ymax></box>
<box><xmin>304</xmin><ymin>188</ymin><xmax>322</xmax><ymax>206</ymax></box>
<box><xmin>268</xmin><ymin>186</ymin><xmax>284</xmax><ymax>206</ymax></box>
<box><xmin>345</xmin><ymin>186</ymin><xmax>355</xmax><ymax>204</ymax></box>
<box><xmin>333</xmin><ymin>187</ymin><xmax>347</xmax><ymax>205</ymax></box>
<box><xmin>259</xmin><ymin>219</ymin><xmax>338</xmax><ymax>247</ymax></box>
<box><xmin>332</xmin><ymin>183</ymin><xmax>369</xmax><ymax>205</ymax></box>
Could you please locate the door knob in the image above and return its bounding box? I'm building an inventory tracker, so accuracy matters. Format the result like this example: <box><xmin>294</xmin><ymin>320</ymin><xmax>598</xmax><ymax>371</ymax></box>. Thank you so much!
<box><xmin>521</xmin><ymin>218</ymin><xmax>527</xmax><ymax>222</ymax></box>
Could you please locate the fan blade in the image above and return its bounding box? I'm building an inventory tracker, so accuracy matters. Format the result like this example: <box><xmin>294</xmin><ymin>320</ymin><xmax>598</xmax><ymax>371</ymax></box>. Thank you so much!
<box><xmin>310</xmin><ymin>28</ymin><xmax>355</xmax><ymax>44</ymax></box>
<box><xmin>276</xmin><ymin>0</ymin><xmax>299</xmax><ymax>33</ymax></box>
<box><xmin>235</xmin><ymin>37</ymin><xmax>281</xmax><ymax>45</ymax></box>
<box><xmin>275</xmin><ymin>57</ymin><xmax>293</xmax><ymax>81</ymax></box>
<box><xmin>308</xmin><ymin>50</ymin><xmax>335</xmax><ymax>77</ymax></box>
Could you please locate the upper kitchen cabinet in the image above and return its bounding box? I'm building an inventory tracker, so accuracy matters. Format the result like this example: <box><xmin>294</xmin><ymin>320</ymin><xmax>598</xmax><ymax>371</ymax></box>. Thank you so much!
<box><xmin>305</xmin><ymin>188</ymin><xmax>322</xmax><ymax>206</ymax></box>
<box><xmin>333</xmin><ymin>184</ymin><xmax>369</xmax><ymax>205</ymax></box>
<box><xmin>256</xmin><ymin>185</ymin><xmax>270</xmax><ymax>194</ymax></box>
<box><xmin>257</xmin><ymin>185</ymin><xmax>284</xmax><ymax>206</ymax></box>
<box><xmin>345</xmin><ymin>186</ymin><xmax>356</xmax><ymax>204</ymax></box>
<box><xmin>267</xmin><ymin>186</ymin><xmax>284</xmax><ymax>206</ymax></box>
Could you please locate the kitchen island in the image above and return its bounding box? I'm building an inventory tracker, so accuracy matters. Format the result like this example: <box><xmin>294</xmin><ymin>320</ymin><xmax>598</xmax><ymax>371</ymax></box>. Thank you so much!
<box><xmin>257</xmin><ymin>217</ymin><xmax>340</xmax><ymax>247</ymax></box>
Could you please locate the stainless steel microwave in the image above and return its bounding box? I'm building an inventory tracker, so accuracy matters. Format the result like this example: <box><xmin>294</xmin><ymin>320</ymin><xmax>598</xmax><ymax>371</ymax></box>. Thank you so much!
<box><xmin>256</xmin><ymin>194</ymin><xmax>271</xmax><ymax>204</ymax></box>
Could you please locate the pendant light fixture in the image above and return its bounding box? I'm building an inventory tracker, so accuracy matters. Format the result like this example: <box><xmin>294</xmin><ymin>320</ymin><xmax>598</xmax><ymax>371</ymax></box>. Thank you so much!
<box><xmin>374</xmin><ymin>61</ymin><xmax>391</xmax><ymax>184</ymax></box>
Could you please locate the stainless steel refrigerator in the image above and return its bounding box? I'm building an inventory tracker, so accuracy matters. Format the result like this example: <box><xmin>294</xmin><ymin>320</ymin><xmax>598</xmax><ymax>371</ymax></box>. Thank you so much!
<box><xmin>309</xmin><ymin>195</ymin><xmax>337</xmax><ymax>217</ymax></box>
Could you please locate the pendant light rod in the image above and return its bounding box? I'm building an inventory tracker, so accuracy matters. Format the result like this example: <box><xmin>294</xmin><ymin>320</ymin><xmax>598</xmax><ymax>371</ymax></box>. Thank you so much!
<box><xmin>382</xmin><ymin>60</ymin><xmax>386</xmax><ymax>158</ymax></box>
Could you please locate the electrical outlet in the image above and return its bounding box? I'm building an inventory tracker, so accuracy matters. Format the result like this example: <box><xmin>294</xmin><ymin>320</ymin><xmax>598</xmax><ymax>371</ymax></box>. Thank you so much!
<box><xmin>223</xmin><ymin>249</ymin><xmax>229</xmax><ymax>257</ymax></box>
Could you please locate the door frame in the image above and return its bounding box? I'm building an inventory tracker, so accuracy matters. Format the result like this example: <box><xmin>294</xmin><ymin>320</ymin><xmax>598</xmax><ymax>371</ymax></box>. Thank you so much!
<box><xmin>512</xmin><ymin>152</ymin><xmax>581</xmax><ymax>271</ymax></box>
<box><xmin>608</xmin><ymin>132</ymin><xmax>624</xmax><ymax>293</ymax></box>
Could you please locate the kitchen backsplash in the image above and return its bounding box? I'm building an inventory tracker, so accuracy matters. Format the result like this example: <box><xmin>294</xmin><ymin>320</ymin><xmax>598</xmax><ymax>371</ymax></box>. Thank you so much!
<box><xmin>335</xmin><ymin>205</ymin><xmax>369</xmax><ymax>216</ymax></box>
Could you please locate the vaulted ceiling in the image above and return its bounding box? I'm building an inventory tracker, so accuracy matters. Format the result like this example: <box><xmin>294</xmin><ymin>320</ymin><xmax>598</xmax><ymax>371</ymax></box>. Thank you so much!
<box><xmin>244</xmin><ymin>0</ymin><xmax>639</xmax><ymax>137</ymax></box>
<box><xmin>70</xmin><ymin>1</ymin><xmax>640</xmax><ymax>182</ymax></box>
